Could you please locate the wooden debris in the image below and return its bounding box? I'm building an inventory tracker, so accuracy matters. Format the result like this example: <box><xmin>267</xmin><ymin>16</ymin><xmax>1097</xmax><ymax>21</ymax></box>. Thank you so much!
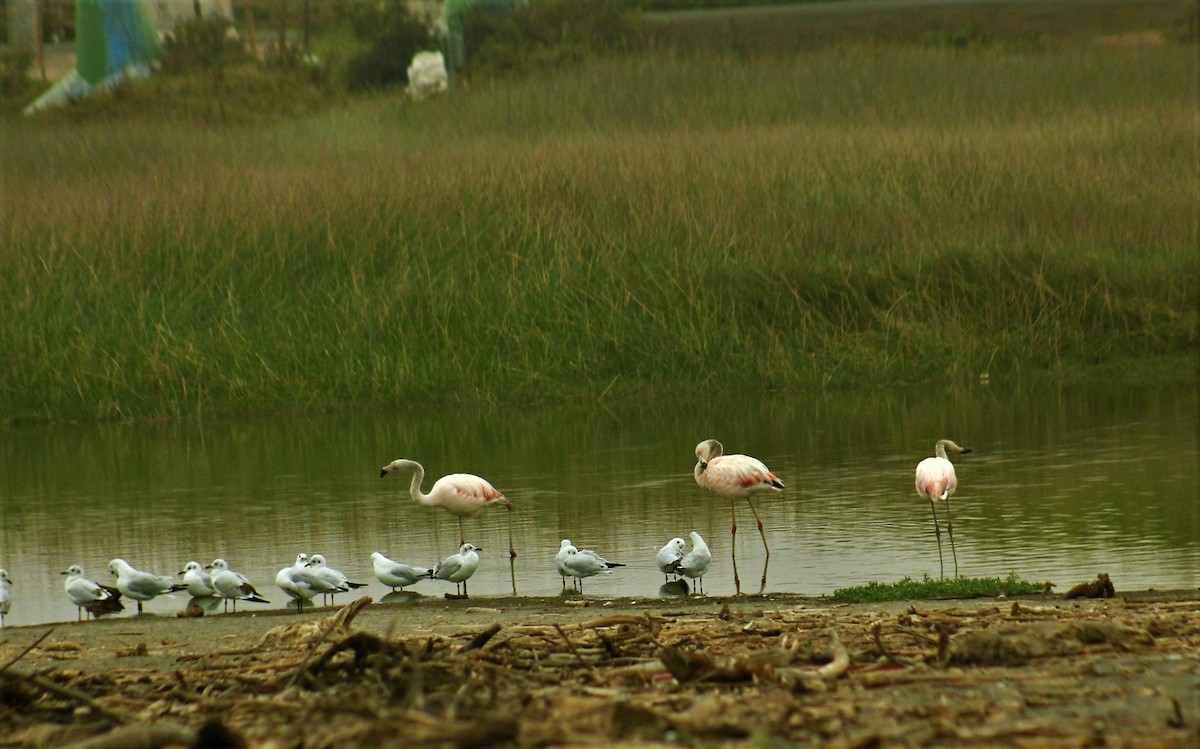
<box><xmin>2</xmin><ymin>596</ymin><xmax>1197</xmax><ymax>748</ymax></box>
<box><xmin>948</xmin><ymin>621</ymin><xmax>1154</xmax><ymax>665</ymax></box>
<box><xmin>1064</xmin><ymin>573</ymin><xmax>1116</xmax><ymax>599</ymax></box>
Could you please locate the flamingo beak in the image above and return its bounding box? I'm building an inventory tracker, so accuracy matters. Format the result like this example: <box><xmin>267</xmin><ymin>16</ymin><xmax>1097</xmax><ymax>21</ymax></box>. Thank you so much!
<box><xmin>379</xmin><ymin>469</ymin><xmax>389</xmax><ymax>478</ymax></box>
<box><xmin>699</xmin><ymin>460</ymin><xmax>708</xmax><ymax>470</ymax></box>
<box><xmin>505</xmin><ymin>501</ymin><xmax>514</xmax><ymax>511</ymax></box>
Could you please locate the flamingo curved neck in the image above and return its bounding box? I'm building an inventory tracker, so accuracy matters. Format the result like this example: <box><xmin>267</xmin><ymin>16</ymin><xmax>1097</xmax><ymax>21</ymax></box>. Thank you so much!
<box><xmin>393</xmin><ymin>460</ymin><xmax>432</xmax><ymax>506</ymax></box>
<box><xmin>935</xmin><ymin>440</ymin><xmax>949</xmax><ymax>460</ymax></box>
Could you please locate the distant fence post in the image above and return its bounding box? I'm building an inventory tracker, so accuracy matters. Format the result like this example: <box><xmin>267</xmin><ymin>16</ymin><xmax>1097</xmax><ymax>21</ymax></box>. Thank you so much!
<box><xmin>277</xmin><ymin>0</ymin><xmax>287</xmax><ymax>52</ymax></box>
<box><xmin>243</xmin><ymin>0</ymin><xmax>258</xmax><ymax>56</ymax></box>
<box><xmin>302</xmin><ymin>0</ymin><xmax>309</xmax><ymax>51</ymax></box>
<box><xmin>35</xmin><ymin>0</ymin><xmax>46</xmax><ymax>80</ymax></box>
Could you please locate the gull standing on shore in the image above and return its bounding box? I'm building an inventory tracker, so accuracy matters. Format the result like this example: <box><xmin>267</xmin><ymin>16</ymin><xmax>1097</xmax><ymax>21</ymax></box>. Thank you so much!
<box><xmin>678</xmin><ymin>531</ymin><xmax>713</xmax><ymax>593</ymax></box>
<box><xmin>276</xmin><ymin>553</ymin><xmax>343</xmax><ymax>613</ymax></box>
<box><xmin>434</xmin><ymin>543</ymin><xmax>481</xmax><ymax>597</ymax></box>
<box><xmin>656</xmin><ymin>537</ymin><xmax>686</xmax><ymax>583</ymax></box>
<box><xmin>63</xmin><ymin>565</ymin><xmax>124</xmax><ymax>620</ymax></box>
<box><xmin>0</xmin><ymin>569</ymin><xmax>11</xmax><ymax>626</ymax></box>
<box><xmin>209</xmin><ymin>559</ymin><xmax>270</xmax><ymax>613</ymax></box>
<box><xmin>306</xmin><ymin>554</ymin><xmax>367</xmax><ymax>605</ymax></box>
<box><xmin>108</xmin><ymin>559</ymin><xmax>185</xmax><ymax>613</ymax></box>
<box><xmin>179</xmin><ymin>561</ymin><xmax>216</xmax><ymax>598</ymax></box>
<box><xmin>371</xmin><ymin>552</ymin><xmax>434</xmax><ymax>591</ymax></box>
<box><xmin>558</xmin><ymin>542</ymin><xmax>624</xmax><ymax>594</ymax></box>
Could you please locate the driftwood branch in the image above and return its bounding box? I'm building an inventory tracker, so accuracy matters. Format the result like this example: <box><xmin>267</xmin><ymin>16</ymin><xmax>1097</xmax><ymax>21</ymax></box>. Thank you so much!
<box><xmin>0</xmin><ymin>668</ymin><xmax>125</xmax><ymax>725</ymax></box>
<box><xmin>0</xmin><ymin>628</ymin><xmax>55</xmax><ymax>674</ymax></box>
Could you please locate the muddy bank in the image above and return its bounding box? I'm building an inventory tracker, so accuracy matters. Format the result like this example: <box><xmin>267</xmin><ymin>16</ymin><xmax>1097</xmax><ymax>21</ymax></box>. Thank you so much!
<box><xmin>1</xmin><ymin>589</ymin><xmax>1198</xmax><ymax>748</ymax></box>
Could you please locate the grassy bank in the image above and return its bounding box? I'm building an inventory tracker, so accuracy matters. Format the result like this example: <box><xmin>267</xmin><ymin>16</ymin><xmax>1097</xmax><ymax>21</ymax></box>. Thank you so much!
<box><xmin>1</xmin><ymin>35</ymin><xmax>1196</xmax><ymax>421</ymax></box>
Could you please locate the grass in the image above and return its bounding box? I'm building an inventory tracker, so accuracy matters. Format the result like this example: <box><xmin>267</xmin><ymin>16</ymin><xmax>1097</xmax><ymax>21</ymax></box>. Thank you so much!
<box><xmin>0</xmin><ymin>5</ymin><xmax>1196</xmax><ymax>422</ymax></box>
<box><xmin>830</xmin><ymin>573</ymin><xmax>1046</xmax><ymax>603</ymax></box>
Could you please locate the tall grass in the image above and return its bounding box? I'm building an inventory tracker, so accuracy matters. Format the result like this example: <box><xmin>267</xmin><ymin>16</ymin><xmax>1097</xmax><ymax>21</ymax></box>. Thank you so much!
<box><xmin>1</xmin><ymin>41</ymin><xmax>1196</xmax><ymax>421</ymax></box>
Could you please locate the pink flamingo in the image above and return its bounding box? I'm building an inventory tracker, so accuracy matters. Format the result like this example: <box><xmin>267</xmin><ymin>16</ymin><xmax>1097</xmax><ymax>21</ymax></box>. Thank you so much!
<box><xmin>914</xmin><ymin>439</ymin><xmax>972</xmax><ymax>580</ymax></box>
<box><xmin>694</xmin><ymin>439</ymin><xmax>784</xmax><ymax>593</ymax></box>
<box><xmin>380</xmin><ymin>458</ymin><xmax>515</xmax><ymax>559</ymax></box>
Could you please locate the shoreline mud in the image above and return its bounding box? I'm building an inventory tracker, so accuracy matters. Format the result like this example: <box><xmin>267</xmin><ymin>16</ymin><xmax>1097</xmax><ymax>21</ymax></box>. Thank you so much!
<box><xmin>2</xmin><ymin>589</ymin><xmax>1197</xmax><ymax>747</ymax></box>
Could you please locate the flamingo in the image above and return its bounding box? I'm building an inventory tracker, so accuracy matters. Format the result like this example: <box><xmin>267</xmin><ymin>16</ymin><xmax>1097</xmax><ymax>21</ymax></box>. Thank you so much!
<box><xmin>434</xmin><ymin>543</ymin><xmax>481</xmax><ymax>597</ymax></box>
<box><xmin>63</xmin><ymin>565</ymin><xmax>124</xmax><ymax>620</ymax></box>
<box><xmin>380</xmin><ymin>459</ymin><xmax>515</xmax><ymax>560</ymax></box>
<box><xmin>208</xmin><ymin>559</ymin><xmax>270</xmax><ymax>613</ymax></box>
<box><xmin>370</xmin><ymin>552</ymin><xmax>434</xmax><ymax>591</ymax></box>
<box><xmin>694</xmin><ymin>439</ymin><xmax>784</xmax><ymax>592</ymax></box>
<box><xmin>678</xmin><ymin>531</ymin><xmax>713</xmax><ymax>594</ymax></box>
<box><xmin>915</xmin><ymin>439</ymin><xmax>972</xmax><ymax>580</ymax></box>
<box><xmin>108</xmin><ymin>559</ymin><xmax>185</xmax><ymax>613</ymax></box>
<box><xmin>656</xmin><ymin>537</ymin><xmax>686</xmax><ymax>583</ymax></box>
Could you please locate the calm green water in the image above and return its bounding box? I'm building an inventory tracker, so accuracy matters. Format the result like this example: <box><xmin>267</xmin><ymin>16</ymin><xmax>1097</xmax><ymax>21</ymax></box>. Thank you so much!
<box><xmin>1</xmin><ymin>380</ymin><xmax>1196</xmax><ymax>626</ymax></box>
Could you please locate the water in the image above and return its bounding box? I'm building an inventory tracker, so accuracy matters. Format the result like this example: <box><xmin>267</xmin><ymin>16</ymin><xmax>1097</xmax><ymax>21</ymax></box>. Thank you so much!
<box><xmin>1</xmin><ymin>380</ymin><xmax>1196</xmax><ymax>627</ymax></box>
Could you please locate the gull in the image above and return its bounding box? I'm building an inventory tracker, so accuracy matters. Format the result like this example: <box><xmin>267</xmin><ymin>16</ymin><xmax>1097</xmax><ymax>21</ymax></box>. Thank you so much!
<box><xmin>434</xmin><ymin>543</ymin><xmax>481</xmax><ymax>597</ymax></box>
<box><xmin>276</xmin><ymin>553</ymin><xmax>343</xmax><ymax>613</ymax></box>
<box><xmin>62</xmin><ymin>564</ymin><xmax>124</xmax><ymax>620</ymax></box>
<box><xmin>678</xmin><ymin>531</ymin><xmax>713</xmax><ymax>594</ymax></box>
<box><xmin>0</xmin><ymin>569</ymin><xmax>11</xmax><ymax>627</ymax></box>
<box><xmin>208</xmin><ymin>559</ymin><xmax>270</xmax><ymax>613</ymax></box>
<box><xmin>371</xmin><ymin>552</ymin><xmax>434</xmax><ymax>591</ymax></box>
<box><xmin>915</xmin><ymin>438</ymin><xmax>972</xmax><ymax>580</ymax></box>
<box><xmin>554</xmin><ymin>539</ymin><xmax>576</xmax><ymax>590</ymax></box>
<box><xmin>554</xmin><ymin>540</ymin><xmax>594</xmax><ymax>591</ymax></box>
<box><xmin>179</xmin><ymin>561</ymin><xmax>216</xmax><ymax>598</ymax></box>
<box><xmin>108</xmin><ymin>558</ymin><xmax>185</xmax><ymax>613</ymax></box>
<box><xmin>306</xmin><ymin>554</ymin><xmax>368</xmax><ymax>605</ymax></box>
<box><xmin>559</xmin><ymin>542</ymin><xmax>624</xmax><ymax>594</ymax></box>
<box><xmin>656</xmin><ymin>537</ymin><xmax>687</xmax><ymax>583</ymax></box>
<box><xmin>381</xmin><ymin>459</ymin><xmax>516</xmax><ymax>558</ymax></box>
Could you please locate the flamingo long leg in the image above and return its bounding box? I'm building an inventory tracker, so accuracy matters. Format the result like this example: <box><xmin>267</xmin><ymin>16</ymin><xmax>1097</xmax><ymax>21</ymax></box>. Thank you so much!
<box><xmin>929</xmin><ymin>501</ymin><xmax>945</xmax><ymax>580</ymax></box>
<box><xmin>746</xmin><ymin>496</ymin><xmax>770</xmax><ymax>555</ymax></box>
<box><xmin>945</xmin><ymin>496</ymin><xmax>959</xmax><ymax>579</ymax></box>
<box><xmin>507</xmin><ymin>507</ymin><xmax>516</xmax><ymax>559</ymax></box>
<box><xmin>458</xmin><ymin>517</ymin><xmax>466</xmax><ymax>547</ymax></box>
<box><xmin>730</xmin><ymin>500</ymin><xmax>742</xmax><ymax>595</ymax></box>
<box><xmin>744</xmin><ymin>496</ymin><xmax>771</xmax><ymax>592</ymax></box>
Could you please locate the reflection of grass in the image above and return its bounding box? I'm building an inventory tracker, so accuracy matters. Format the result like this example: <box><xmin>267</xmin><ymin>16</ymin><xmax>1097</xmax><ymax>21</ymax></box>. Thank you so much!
<box><xmin>831</xmin><ymin>573</ymin><xmax>1045</xmax><ymax>603</ymax></box>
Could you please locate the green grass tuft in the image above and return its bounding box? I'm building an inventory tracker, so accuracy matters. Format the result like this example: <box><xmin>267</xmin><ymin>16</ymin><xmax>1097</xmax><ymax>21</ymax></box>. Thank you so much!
<box><xmin>830</xmin><ymin>573</ymin><xmax>1046</xmax><ymax>603</ymax></box>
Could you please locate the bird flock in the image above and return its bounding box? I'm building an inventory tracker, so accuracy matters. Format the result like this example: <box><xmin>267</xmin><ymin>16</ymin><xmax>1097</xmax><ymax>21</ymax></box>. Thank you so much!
<box><xmin>0</xmin><ymin>439</ymin><xmax>970</xmax><ymax>626</ymax></box>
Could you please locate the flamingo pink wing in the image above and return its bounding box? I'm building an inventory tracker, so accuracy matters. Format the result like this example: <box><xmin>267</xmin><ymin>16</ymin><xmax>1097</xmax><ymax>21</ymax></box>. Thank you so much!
<box><xmin>437</xmin><ymin>474</ymin><xmax>506</xmax><ymax>516</ymax></box>
<box><xmin>703</xmin><ymin>455</ymin><xmax>782</xmax><ymax>496</ymax></box>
